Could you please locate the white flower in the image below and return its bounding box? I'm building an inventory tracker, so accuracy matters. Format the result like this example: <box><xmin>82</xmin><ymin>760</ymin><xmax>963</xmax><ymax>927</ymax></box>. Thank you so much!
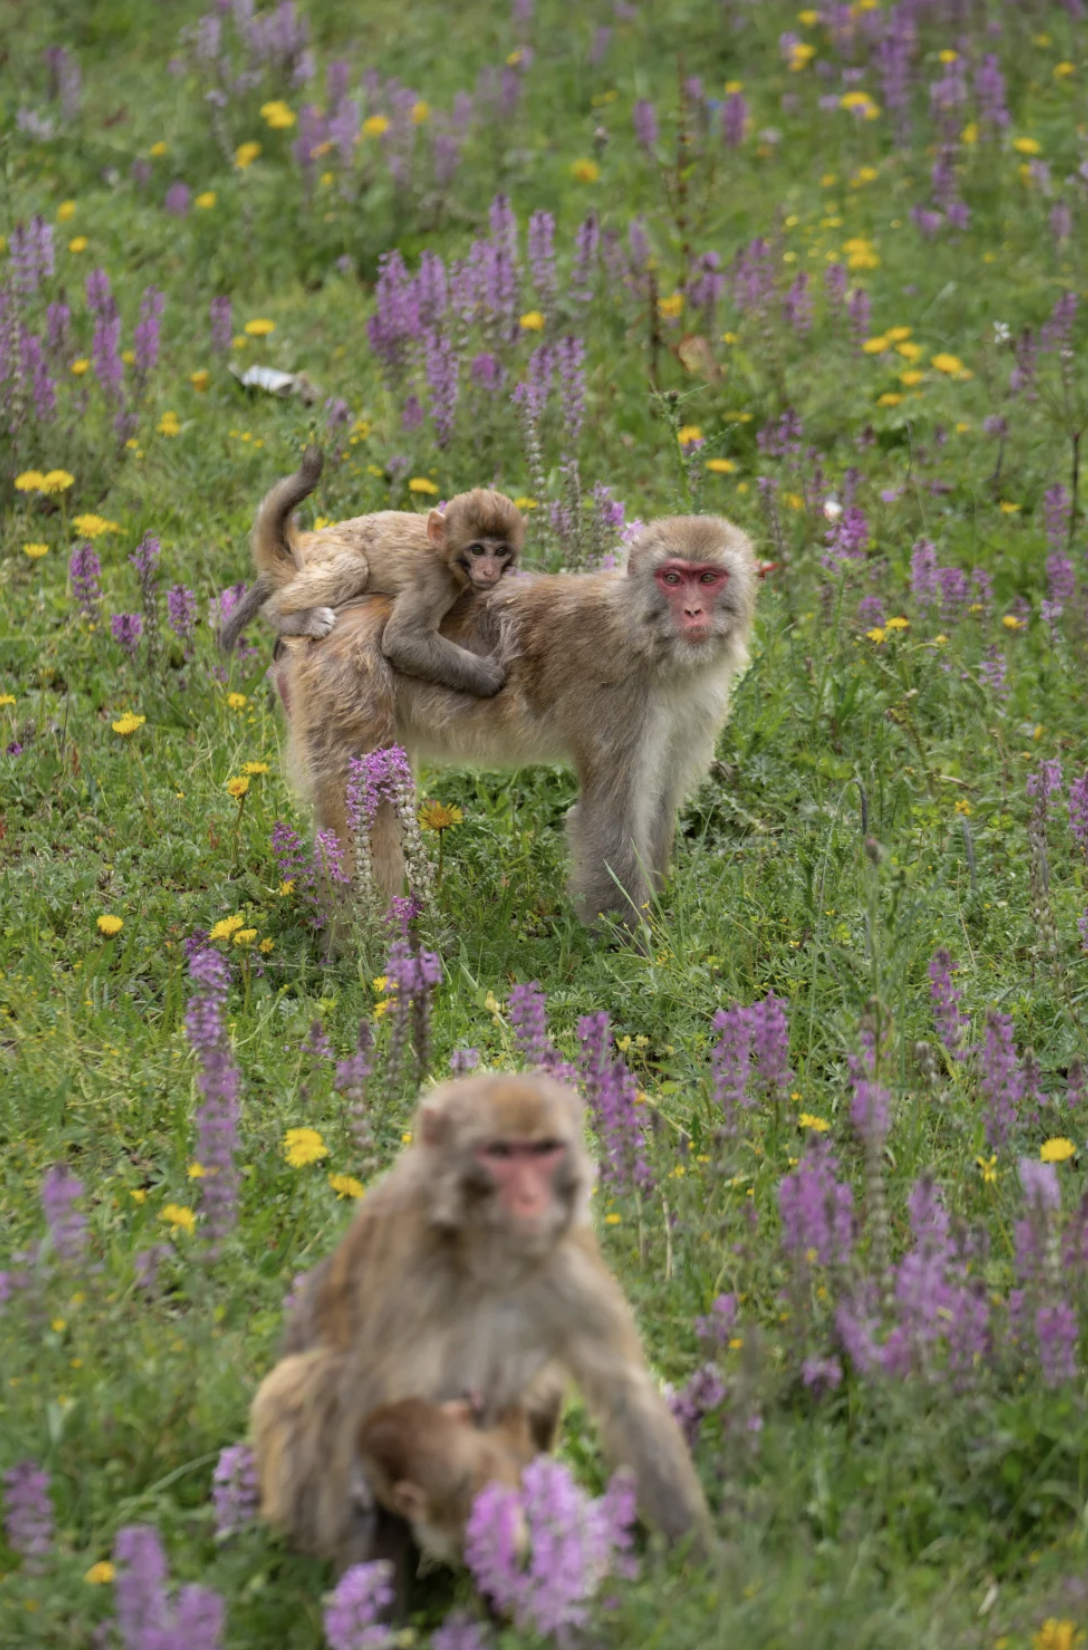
<box><xmin>822</xmin><ymin>497</ymin><xmax>843</xmax><ymax>521</ymax></box>
<box><xmin>993</xmin><ymin>321</ymin><xmax>1011</xmax><ymax>345</ymax></box>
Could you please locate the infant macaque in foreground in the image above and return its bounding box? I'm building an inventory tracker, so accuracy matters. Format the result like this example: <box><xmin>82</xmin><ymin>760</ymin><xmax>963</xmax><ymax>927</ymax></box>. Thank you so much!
<box><xmin>357</xmin><ymin>1397</ymin><xmax>535</xmax><ymax>1564</ymax></box>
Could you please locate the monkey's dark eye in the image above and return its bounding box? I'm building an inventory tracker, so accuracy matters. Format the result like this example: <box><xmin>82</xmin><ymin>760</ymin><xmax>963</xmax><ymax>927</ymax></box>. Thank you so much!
<box><xmin>468</xmin><ymin>544</ymin><xmax>485</xmax><ymax>557</ymax></box>
<box><xmin>662</xmin><ymin>571</ymin><xmax>681</xmax><ymax>586</ymax></box>
<box><xmin>700</xmin><ymin>570</ymin><xmax>724</xmax><ymax>585</ymax></box>
<box><xmin>528</xmin><ymin>1139</ymin><xmax>563</xmax><ymax>1156</ymax></box>
<box><xmin>482</xmin><ymin>1141</ymin><xmax>512</xmax><ymax>1159</ymax></box>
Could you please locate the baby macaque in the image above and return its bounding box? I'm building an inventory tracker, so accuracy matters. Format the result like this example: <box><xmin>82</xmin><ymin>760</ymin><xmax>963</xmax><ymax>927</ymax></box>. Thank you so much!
<box><xmin>356</xmin><ymin>1397</ymin><xmax>535</xmax><ymax>1565</ymax></box>
<box><xmin>221</xmin><ymin>447</ymin><xmax>524</xmax><ymax>699</ymax></box>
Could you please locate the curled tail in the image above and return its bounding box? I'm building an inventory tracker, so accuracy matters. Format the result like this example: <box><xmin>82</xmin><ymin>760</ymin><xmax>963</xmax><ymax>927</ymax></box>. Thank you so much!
<box><xmin>219</xmin><ymin>445</ymin><xmax>324</xmax><ymax>654</ymax></box>
<box><xmin>253</xmin><ymin>443</ymin><xmax>324</xmax><ymax>582</ymax></box>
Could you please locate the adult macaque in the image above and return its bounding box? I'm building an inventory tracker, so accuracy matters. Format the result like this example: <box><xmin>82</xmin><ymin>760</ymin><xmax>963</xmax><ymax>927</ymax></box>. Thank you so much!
<box><xmin>250</xmin><ymin>1074</ymin><xmax>711</xmax><ymax>1581</ymax></box>
<box><xmin>220</xmin><ymin>447</ymin><xmax>523</xmax><ymax>699</ymax></box>
<box><xmin>274</xmin><ymin>514</ymin><xmax>757</xmax><ymax>929</ymax></box>
<box><xmin>356</xmin><ymin>1398</ymin><xmax>535</xmax><ymax>1565</ymax></box>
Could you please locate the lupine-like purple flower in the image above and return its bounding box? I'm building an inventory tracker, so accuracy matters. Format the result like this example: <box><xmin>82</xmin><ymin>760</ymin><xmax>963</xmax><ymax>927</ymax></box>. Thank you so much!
<box><xmin>1026</xmin><ymin>759</ymin><xmax>1063</xmax><ymax>817</ymax></box>
<box><xmin>847</xmin><ymin>286</ymin><xmax>871</xmax><ymax>343</ymax></box>
<box><xmin>22</xmin><ymin>333</ymin><xmax>57</xmax><ymax>423</ymax></box>
<box><xmin>111</xmin><ymin>612</ymin><xmax>144</xmax><ymax>659</ymax></box>
<box><xmin>431</xmin><ymin>1615</ymin><xmax>488</xmax><ymax>1650</ymax></box>
<box><xmin>910</xmin><ymin>540</ymin><xmax>939</xmax><ymax>608</ymax></box>
<box><xmin>667</xmin><ymin>1362</ymin><xmax>727</xmax><ymax>1446</ymax></box>
<box><xmin>46</xmin><ymin>298</ymin><xmax>71</xmax><ymax>357</ymax></box>
<box><xmin>633</xmin><ymin>99</ymin><xmax>658</xmax><ymax>149</ymax></box>
<box><xmin>849</xmin><ymin>1028</ymin><xmax>890</xmax><ymax>1148</ymax></box>
<box><xmin>1068</xmin><ymin>775</ymin><xmax>1088</xmax><ymax>858</ymax></box>
<box><xmin>936</xmin><ymin>565</ymin><xmax>969</xmax><ymax>624</ymax></box>
<box><xmin>92</xmin><ymin>309</ymin><xmax>124</xmax><ymax>399</ymax></box>
<box><xmin>824</xmin><ymin>263</ymin><xmax>848</xmax><ymax>312</ymax></box>
<box><xmin>710</xmin><ymin>1004</ymin><xmax>753</xmax><ymax>1136</ymax></box>
<box><xmin>133</xmin><ymin>286</ymin><xmax>164</xmax><ymax>375</ymax></box>
<box><xmin>41</xmin><ymin>1163</ymin><xmax>87</xmax><ymax>1261</ymax></box>
<box><xmin>9</xmin><ymin>216</ymin><xmax>55</xmax><ymax>295</ymax></box>
<box><xmin>3</xmin><ymin>1461</ymin><xmax>54</xmax><ymax>1570</ymax></box>
<box><xmin>577</xmin><ymin>1012</ymin><xmax>652</xmax><ymax>1193</ymax></box>
<box><xmin>1042</xmin><ymin>554</ymin><xmax>1076</xmax><ymax>631</ymax></box>
<box><xmin>1043</xmin><ymin>483</ymin><xmax>1071</xmax><ymax>552</ymax></box>
<box><xmin>507</xmin><ymin>981</ymin><xmax>576</xmax><ymax>1082</ymax></box>
<box><xmin>449</xmin><ymin>1046</ymin><xmax>480</xmax><ymax>1075</ymax></box>
<box><xmin>212</xmin><ymin>1443</ymin><xmax>259</xmax><ymax>1537</ymax></box>
<box><xmin>980</xmin><ymin>1011</ymin><xmax>1022</xmax><ymax>1150</ymax></box>
<box><xmin>722</xmin><ymin>90</ymin><xmax>747</xmax><ymax>147</ymax></box>
<box><xmin>802</xmin><ymin>1355</ymin><xmax>843</xmax><ymax>1395</ymax></box>
<box><xmin>570</xmin><ymin>214</ymin><xmax>599</xmax><ymax>308</ymax></box>
<box><xmin>470</xmin><ymin>352</ymin><xmax>503</xmax><ymax>392</ymax></box>
<box><xmin>85</xmin><ymin>267</ymin><xmax>115</xmax><ymax>319</ymax></box>
<box><xmin>928</xmin><ymin>949</ymin><xmax>967</xmax><ymax>1056</ymax></box>
<box><xmin>783</xmin><ymin>271</ymin><xmax>812</xmax><ymax>335</ymax></box>
<box><xmin>513</xmin><ymin>342</ymin><xmax>553</xmax><ymax>422</ymax></box>
<box><xmin>750</xmin><ymin>995</ymin><xmax>792</xmax><ymax>1108</ymax></box>
<box><xmin>974</xmin><ymin>53</ymin><xmax>1009</xmax><ymax>131</ymax></box>
<box><xmin>822</xmin><ymin>505</ymin><xmax>869</xmax><ymax>572</ymax></box>
<box><xmin>210</xmin><ymin>295</ymin><xmax>232</xmax><ymax>354</ymax></box>
<box><xmin>779</xmin><ymin>1140</ymin><xmax>853</xmax><ymax>1267</ymax></box>
<box><xmin>556</xmin><ymin>334</ymin><xmax>586</xmax><ymax>444</ymax></box>
<box><xmin>425</xmin><ymin>329</ymin><xmax>459</xmax><ymax>448</ymax></box>
<box><xmin>165</xmin><ymin>181</ymin><xmax>191</xmax><ymax>215</ymax></box>
<box><xmin>185</xmin><ymin>946</ymin><xmax>241</xmax><ymax>1246</ymax></box>
<box><xmin>465</xmin><ymin>1457</ymin><xmax>636</xmax><ymax>1637</ymax></box>
<box><xmin>527</xmin><ymin>209</ymin><xmax>557</xmax><ymax>314</ymax></box>
<box><xmin>324</xmin><ymin>1560</ymin><xmax>394</xmax><ymax>1650</ymax></box>
<box><xmin>1036</xmin><ymin>1302</ymin><xmax>1078</xmax><ymax>1387</ymax></box>
<box><xmin>166</xmin><ymin>584</ymin><xmax>197</xmax><ymax>648</ymax></box>
<box><xmin>732</xmin><ymin>237</ymin><xmax>776</xmax><ymax>315</ymax></box>
<box><xmin>384</xmin><ymin>938</ymin><xmax>443</xmax><ymax>1089</ymax></box>
<box><xmin>695</xmin><ymin>1292</ymin><xmax>738</xmax><ymax>1346</ymax></box>
<box><xmin>69</xmin><ymin>544</ymin><xmax>102</xmax><ymax>619</ymax></box>
<box><xmin>114</xmin><ymin>1524</ymin><xmax>170</xmax><ymax>1646</ymax></box>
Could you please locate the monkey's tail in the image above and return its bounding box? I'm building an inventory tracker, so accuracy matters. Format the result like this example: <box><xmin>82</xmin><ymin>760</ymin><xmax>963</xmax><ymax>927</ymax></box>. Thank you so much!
<box><xmin>218</xmin><ymin>573</ymin><xmax>271</xmax><ymax>654</ymax></box>
<box><xmin>252</xmin><ymin>443</ymin><xmax>324</xmax><ymax>584</ymax></box>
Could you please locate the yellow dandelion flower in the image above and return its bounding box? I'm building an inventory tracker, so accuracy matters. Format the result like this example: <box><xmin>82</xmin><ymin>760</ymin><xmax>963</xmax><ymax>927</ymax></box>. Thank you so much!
<box><xmin>884</xmin><ymin>616</ymin><xmax>910</xmax><ymax>631</ymax></box>
<box><xmin>519</xmin><ymin>310</ymin><xmax>546</xmax><ymax>331</ymax></box>
<box><xmin>571</xmin><ymin>159</ymin><xmax>601</xmax><ymax>183</ymax></box>
<box><xmin>209</xmin><ymin>915</ymin><xmax>244</xmax><ymax>941</ymax></box>
<box><xmin>40</xmin><ymin>469</ymin><xmax>75</xmax><ymax>493</ymax></box>
<box><xmin>961</xmin><ymin>121</ymin><xmax>978</xmax><ymax>145</ymax></box>
<box><xmin>408</xmin><ymin>477</ymin><xmax>439</xmax><ymax>494</ymax></box>
<box><xmin>57</xmin><ymin>200</ymin><xmax>77</xmax><ymax>222</ymax></box>
<box><xmin>150</xmin><ymin>140</ymin><xmax>168</xmax><ymax>157</ymax></box>
<box><xmin>190</xmin><ymin>369</ymin><xmax>211</xmax><ymax>392</ymax></box>
<box><xmin>232</xmin><ymin>927</ymin><xmax>257</xmax><ymax>946</ymax></box>
<box><xmin>1054</xmin><ymin>62</ymin><xmax>1076</xmax><ymax>80</ymax></box>
<box><xmin>514</xmin><ymin>496</ymin><xmax>539</xmax><ymax>510</ymax></box>
<box><xmin>677</xmin><ymin>425</ymin><xmax>703</xmax><ymax>447</ymax></box>
<box><xmin>374</xmin><ymin>999</ymin><xmax>390</xmax><ymax>1020</ymax></box>
<box><xmin>278</xmin><ymin>879</ymin><xmax>295</xmax><ymax>897</ymax></box>
<box><xmin>900</xmin><ymin>370</ymin><xmax>925</xmax><ymax>386</ymax></box>
<box><xmin>158</xmin><ymin>411</ymin><xmax>181</xmax><ymax>436</ymax></box>
<box><xmin>865</xmin><ymin>627</ymin><xmax>887</xmax><ymax>644</ymax></box>
<box><xmin>411</xmin><ymin>100</ymin><xmax>430</xmax><ymax>124</ymax></box>
<box><xmin>373</xmin><ymin>975</ymin><xmax>391</xmax><ymax>992</ymax></box>
<box><xmin>931</xmin><ymin>353</ymin><xmax>963</xmax><ymax>374</ymax></box>
<box><xmin>0</xmin><ymin>694</ymin><xmax>15</xmax><ymax>706</ymax></box>
<box><xmin>1002</xmin><ymin>614</ymin><xmax>1022</xmax><ymax>630</ymax></box>
<box><xmin>130</xmin><ymin>1188</ymin><xmax>147</xmax><ymax>1203</ymax></box>
<box><xmin>954</xmin><ymin>800</ymin><xmax>973</xmax><ymax>817</ymax></box>
<box><xmin>658</xmin><ymin>292</ymin><xmax>684</xmax><ymax>318</ymax></box>
<box><xmin>885</xmin><ymin>326</ymin><xmax>911</xmax><ymax>342</ymax></box>
<box><xmin>68</xmin><ymin>236</ymin><xmax>88</xmax><ymax>253</ymax></box>
<box><xmin>862</xmin><ymin>336</ymin><xmax>890</xmax><ymax>354</ymax></box>
<box><xmin>227</xmin><ymin>692</ymin><xmax>248</xmax><ymax>708</ymax></box>
<box><xmin>604</xmin><ymin>1212</ymin><xmax>621</xmax><ymax>1225</ymax></box>
<box><xmin>284</xmin><ymin>1127</ymin><xmax>329</xmax><ymax>1167</ymax></box>
<box><xmin>24</xmin><ymin>542</ymin><xmax>49</xmax><ymax>558</ymax></box>
<box><xmin>998</xmin><ymin>501</ymin><xmax>1020</xmax><ymax>514</ymax></box>
<box><xmin>97</xmin><ymin>914</ymin><xmax>123</xmax><ymax>936</ymax></box>
<box><xmin>706</xmin><ymin>458</ymin><xmax>736</xmax><ymax>474</ymax></box>
<box><xmin>783</xmin><ymin>491</ymin><xmax>805</xmax><ymax>510</ymax></box>
<box><xmin>798</xmin><ymin>1113</ymin><xmax>831</xmax><ymax>1132</ymax></box>
<box><xmin>852</xmin><ymin>165</ymin><xmax>878</xmax><ymax>184</ymax></box>
<box><xmin>363</xmin><ymin>115</ymin><xmax>390</xmax><ymax>137</ymax></box>
<box><xmin>188</xmin><ymin>1162</ymin><xmax>207</xmax><ymax>1179</ymax></box>
<box><xmin>877</xmin><ymin>393</ymin><xmax>904</xmax><ymax>406</ymax></box>
<box><xmin>1041</xmin><ymin>1137</ymin><xmax>1076</xmax><ymax>1163</ymax></box>
<box><xmin>788</xmin><ymin>41</ymin><xmax>816</xmax><ymax>69</ymax></box>
<box><xmin>261</xmin><ymin>100</ymin><xmax>297</xmax><ymax>129</ymax></box>
<box><xmin>84</xmin><ymin>1562</ymin><xmax>115</xmax><ymax>1585</ymax></box>
<box><xmin>111</xmin><ymin>712</ymin><xmax>146</xmax><ymax>736</ymax></box>
<box><xmin>797</xmin><ymin>9</ymin><xmax>818</xmax><ymax>22</ymax></box>
<box><xmin>419</xmin><ymin>800</ymin><xmax>464</xmax><ymax>831</ymax></box>
<box><xmin>242</xmin><ymin>761</ymin><xmax>270</xmax><ymax>775</ymax></box>
<box><xmin>1034</xmin><ymin>1621</ymin><xmax>1084</xmax><ymax>1650</ymax></box>
<box><xmin>1013</xmin><ymin>136</ymin><xmax>1042</xmax><ymax>155</ymax></box>
<box><xmin>160</xmin><ymin>1204</ymin><xmax>196</xmax><ymax>1233</ymax></box>
<box><xmin>15</xmin><ymin>470</ymin><xmax>45</xmax><ymax>491</ymax></box>
<box><xmin>938</xmin><ymin>49</ymin><xmax>959</xmax><ymax>63</ymax></box>
<box><xmin>235</xmin><ymin>141</ymin><xmax>261</xmax><ymax>169</ymax></box>
<box><xmin>244</xmin><ymin>318</ymin><xmax>275</xmax><ymax>337</ymax></box>
<box><xmin>72</xmin><ymin>514</ymin><xmax>119</xmax><ymax>537</ymax></box>
<box><xmin>194</xmin><ymin>191</ymin><xmax>217</xmax><ymax>209</ymax></box>
<box><xmin>329</xmin><ymin>1173</ymin><xmax>366</xmax><ymax>1199</ymax></box>
<box><xmin>226</xmin><ymin>775</ymin><xmax>250</xmax><ymax>799</ymax></box>
<box><xmin>259</xmin><ymin>937</ymin><xmax>275</xmax><ymax>954</ymax></box>
<box><xmin>71</xmin><ymin>358</ymin><xmax>89</xmax><ymax>375</ymax></box>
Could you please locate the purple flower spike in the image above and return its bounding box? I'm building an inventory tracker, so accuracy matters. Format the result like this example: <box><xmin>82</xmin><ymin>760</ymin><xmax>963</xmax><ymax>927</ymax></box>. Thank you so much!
<box><xmin>41</xmin><ymin>1163</ymin><xmax>87</xmax><ymax>1261</ymax></box>
<box><xmin>324</xmin><ymin>1560</ymin><xmax>395</xmax><ymax>1650</ymax></box>
<box><xmin>3</xmin><ymin>1461</ymin><xmax>54</xmax><ymax>1571</ymax></box>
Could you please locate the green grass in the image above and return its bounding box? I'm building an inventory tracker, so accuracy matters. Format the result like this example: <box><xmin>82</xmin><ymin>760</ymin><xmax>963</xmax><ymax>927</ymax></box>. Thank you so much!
<box><xmin>1</xmin><ymin>0</ymin><xmax>1088</xmax><ymax>1644</ymax></box>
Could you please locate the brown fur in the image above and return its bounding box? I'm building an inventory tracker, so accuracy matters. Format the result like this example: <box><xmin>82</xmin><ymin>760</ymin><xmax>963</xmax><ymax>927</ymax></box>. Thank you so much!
<box><xmin>250</xmin><ymin>1074</ymin><xmax>711</xmax><ymax>1578</ymax></box>
<box><xmin>275</xmin><ymin>514</ymin><xmax>757</xmax><ymax>929</ymax></box>
<box><xmin>222</xmin><ymin>451</ymin><xmax>523</xmax><ymax>698</ymax></box>
<box><xmin>356</xmin><ymin>1398</ymin><xmax>535</xmax><ymax>1564</ymax></box>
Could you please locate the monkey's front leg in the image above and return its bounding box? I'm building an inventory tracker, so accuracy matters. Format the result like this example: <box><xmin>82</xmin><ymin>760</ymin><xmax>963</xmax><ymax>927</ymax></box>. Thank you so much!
<box><xmin>565</xmin><ymin>777</ymin><xmax>654</xmax><ymax>932</ymax></box>
<box><xmin>381</xmin><ymin>624</ymin><xmax>506</xmax><ymax>698</ymax></box>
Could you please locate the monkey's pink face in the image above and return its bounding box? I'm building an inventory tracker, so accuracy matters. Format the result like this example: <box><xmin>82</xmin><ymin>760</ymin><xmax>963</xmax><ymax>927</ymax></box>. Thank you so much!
<box><xmin>653</xmin><ymin>560</ymin><xmax>731</xmax><ymax>643</ymax></box>
<box><xmin>459</xmin><ymin>543</ymin><xmax>515</xmax><ymax>591</ymax></box>
<box><xmin>476</xmin><ymin>1138</ymin><xmax>568</xmax><ymax>1229</ymax></box>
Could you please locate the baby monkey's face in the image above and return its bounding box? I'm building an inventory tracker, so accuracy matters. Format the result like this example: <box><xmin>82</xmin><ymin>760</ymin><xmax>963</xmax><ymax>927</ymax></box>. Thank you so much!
<box><xmin>457</xmin><ymin>539</ymin><xmax>516</xmax><ymax>590</ymax></box>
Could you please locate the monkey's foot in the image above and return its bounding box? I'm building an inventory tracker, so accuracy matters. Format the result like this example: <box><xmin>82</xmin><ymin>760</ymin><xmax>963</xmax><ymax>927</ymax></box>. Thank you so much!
<box><xmin>303</xmin><ymin>607</ymin><xmax>337</xmax><ymax>639</ymax></box>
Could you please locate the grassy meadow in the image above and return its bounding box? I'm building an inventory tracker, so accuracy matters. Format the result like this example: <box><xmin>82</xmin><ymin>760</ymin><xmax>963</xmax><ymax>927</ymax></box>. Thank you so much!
<box><xmin>2</xmin><ymin>0</ymin><xmax>1088</xmax><ymax>1644</ymax></box>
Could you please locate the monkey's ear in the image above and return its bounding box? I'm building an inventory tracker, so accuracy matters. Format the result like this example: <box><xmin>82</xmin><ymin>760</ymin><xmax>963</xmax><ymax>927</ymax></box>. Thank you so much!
<box><xmin>389</xmin><ymin>1479</ymin><xmax>430</xmax><ymax>1524</ymax></box>
<box><xmin>418</xmin><ymin>1103</ymin><xmax>450</xmax><ymax>1149</ymax></box>
<box><xmin>426</xmin><ymin>510</ymin><xmax>447</xmax><ymax>551</ymax></box>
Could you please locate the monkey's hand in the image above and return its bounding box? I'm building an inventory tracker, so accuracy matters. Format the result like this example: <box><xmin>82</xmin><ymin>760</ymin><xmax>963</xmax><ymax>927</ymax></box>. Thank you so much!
<box><xmin>473</xmin><ymin>656</ymin><xmax>507</xmax><ymax>697</ymax></box>
<box><xmin>275</xmin><ymin>606</ymin><xmax>338</xmax><ymax>640</ymax></box>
